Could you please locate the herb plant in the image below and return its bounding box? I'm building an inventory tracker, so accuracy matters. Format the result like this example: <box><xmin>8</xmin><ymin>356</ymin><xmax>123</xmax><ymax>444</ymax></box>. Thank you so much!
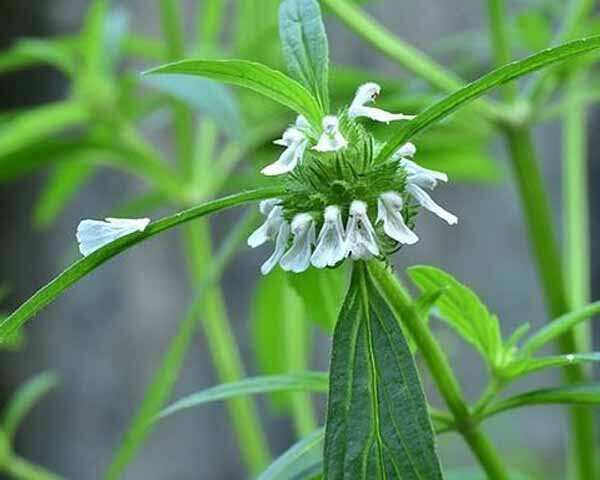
<box><xmin>1</xmin><ymin>0</ymin><xmax>599</xmax><ymax>479</ymax></box>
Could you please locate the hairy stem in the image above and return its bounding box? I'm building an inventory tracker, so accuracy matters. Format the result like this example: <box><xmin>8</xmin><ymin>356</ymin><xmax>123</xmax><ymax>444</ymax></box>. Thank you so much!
<box><xmin>504</xmin><ymin>127</ymin><xmax>597</xmax><ymax>480</ymax></box>
<box><xmin>368</xmin><ymin>261</ymin><xmax>510</xmax><ymax>480</ymax></box>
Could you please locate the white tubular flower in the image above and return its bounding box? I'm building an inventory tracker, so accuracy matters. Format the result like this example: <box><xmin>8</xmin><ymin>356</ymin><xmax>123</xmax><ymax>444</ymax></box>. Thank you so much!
<box><xmin>345</xmin><ymin>200</ymin><xmax>380</xmax><ymax>260</ymax></box>
<box><xmin>311</xmin><ymin>205</ymin><xmax>347</xmax><ymax>268</ymax></box>
<box><xmin>261</xmin><ymin>222</ymin><xmax>291</xmax><ymax>275</ymax></box>
<box><xmin>377</xmin><ymin>192</ymin><xmax>419</xmax><ymax>245</ymax></box>
<box><xmin>313</xmin><ymin>116</ymin><xmax>348</xmax><ymax>152</ymax></box>
<box><xmin>280</xmin><ymin>213</ymin><xmax>316</xmax><ymax>273</ymax></box>
<box><xmin>349</xmin><ymin>82</ymin><xmax>415</xmax><ymax>123</ymax></box>
<box><xmin>263</xmin><ymin>117</ymin><xmax>309</xmax><ymax>176</ymax></box>
<box><xmin>76</xmin><ymin>217</ymin><xmax>150</xmax><ymax>257</ymax></box>
<box><xmin>392</xmin><ymin>142</ymin><xmax>417</xmax><ymax>159</ymax></box>
<box><xmin>248</xmin><ymin>203</ymin><xmax>284</xmax><ymax>248</ymax></box>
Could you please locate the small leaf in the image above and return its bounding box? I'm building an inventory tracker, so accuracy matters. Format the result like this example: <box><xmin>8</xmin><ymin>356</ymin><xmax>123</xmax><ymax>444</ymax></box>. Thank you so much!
<box><xmin>324</xmin><ymin>264</ymin><xmax>443</xmax><ymax>479</ymax></box>
<box><xmin>158</xmin><ymin>373</ymin><xmax>328</xmax><ymax>421</ymax></box>
<box><xmin>505</xmin><ymin>353</ymin><xmax>600</xmax><ymax>378</ymax></box>
<box><xmin>0</xmin><ymin>187</ymin><xmax>284</xmax><ymax>341</ymax></box>
<box><xmin>378</xmin><ymin>34</ymin><xmax>600</xmax><ymax>160</ymax></box>
<box><xmin>1</xmin><ymin>372</ymin><xmax>58</xmax><ymax>440</ymax></box>
<box><xmin>279</xmin><ymin>0</ymin><xmax>330</xmax><ymax>110</ymax></box>
<box><xmin>142</xmin><ymin>74</ymin><xmax>244</xmax><ymax>139</ymax></box>
<box><xmin>258</xmin><ymin>428</ymin><xmax>325</xmax><ymax>480</ymax></box>
<box><xmin>0</xmin><ymin>37</ymin><xmax>76</xmax><ymax>74</ymax></box>
<box><xmin>287</xmin><ymin>266</ymin><xmax>346</xmax><ymax>333</ymax></box>
<box><xmin>408</xmin><ymin>265</ymin><xmax>503</xmax><ymax>366</ymax></box>
<box><xmin>144</xmin><ymin>59</ymin><xmax>324</xmax><ymax>126</ymax></box>
<box><xmin>520</xmin><ymin>301</ymin><xmax>600</xmax><ymax>356</ymax></box>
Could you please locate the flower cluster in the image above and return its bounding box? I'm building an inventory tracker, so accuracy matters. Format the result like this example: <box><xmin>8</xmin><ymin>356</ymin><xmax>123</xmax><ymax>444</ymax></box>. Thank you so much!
<box><xmin>249</xmin><ymin>82</ymin><xmax>457</xmax><ymax>275</ymax></box>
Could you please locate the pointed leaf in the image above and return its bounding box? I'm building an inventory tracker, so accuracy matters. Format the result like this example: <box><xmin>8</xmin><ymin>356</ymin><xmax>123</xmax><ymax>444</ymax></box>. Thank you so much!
<box><xmin>279</xmin><ymin>0</ymin><xmax>330</xmax><ymax>110</ymax></box>
<box><xmin>0</xmin><ymin>187</ymin><xmax>284</xmax><ymax>342</ymax></box>
<box><xmin>408</xmin><ymin>265</ymin><xmax>503</xmax><ymax>366</ymax></box>
<box><xmin>505</xmin><ymin>353</ymin><xmax>600</xmax><ymax>378</ymax></box>
<box><xmin>324</xmin><ymin>265</ymin><xmax>443</xmax><ymax>479</ymax></box>
<box><xmin>258</xmin><ymin>428</ymin><xmax>325</xmax><ymax>480</ymax></box>
<box><xmin>158</xmin><ymin>373</ymin><xmax>327</xmax><ymax>421</ymax></box>
<box><xmin>144</xmin><ymin>59</ymin><xmax>324</xmax><ymax>126</ymax></box>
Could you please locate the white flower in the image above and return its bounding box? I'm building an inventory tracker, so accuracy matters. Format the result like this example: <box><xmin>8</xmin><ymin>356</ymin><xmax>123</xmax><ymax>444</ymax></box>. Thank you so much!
<box><xmin>260</xmin><ymin>221</ymin><xmax>291</xmax><ymax>275</ymax></box>
<box><xmin>280</xmin><ymin>213</ymin><xmax>316</xmax><ymax>273</ymax></box>
<box><xmin>377</xmin><ymin>192</ymin><xmax>419</xmax><ymax>245</ymax></box>
<box><xmin>76</xmin><ymin>217</ymin><xmax>150</xmax><ymax>257</ymax></box>
<box><xmin>345</xmin><ymin>200</ymin><xmax>380</xmax><ymax>260</ymax></box>
<box><xmin>349</xmin><ymin>82</ymin><xmax>415</xmax><ymax>123</ymax></box>
<box><xmin>311</xmin><ymin>205</ymin><xmax>347</xmax><ymax>268</ymax></box>
<box><xmin>313</xmin><ymin>116</ymin><xmax>348</xmax><ymax>152</ymax></box>
<box><xmin>262</xmin><ymin>116</ymin><xmax>309</xmax><ymax>176</ymax></box>
<box><xmin>248</xmin><ymin>201</ymin><xmax>284</xmax><ymax>248</ymax></box>
<box><xmin>392</xmin><ymin>142</ymin><xmax>417</xmax><ymax>159</ymax></box>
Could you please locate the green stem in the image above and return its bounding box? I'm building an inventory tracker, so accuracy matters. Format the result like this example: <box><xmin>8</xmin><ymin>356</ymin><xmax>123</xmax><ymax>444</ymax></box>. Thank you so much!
<box><xmin>563</xmin><ymin>71</ymin><xmax>591</xmax><ymax>342</ymax></box>
<box><xmin>368</xmin><ymin>261</ymin><xmax>510</xmax><ymax>480</ymax></box>
<box><xmin>158</xmin><ymin>0</ymin><xmax>185</xmax><ymax>60</ymax></box>
<box><xmin>486</xmin><ymin>0</ymin><xmax>517</xmax><ymax>101</ymax></box>
<box><xmin>503</xmin><ymin>127</ymin><xmax>597</xmax><ymax>480</ymax></box>
<box><xmin>197</xmin><ymin>0</ymin><xmax>225</xmax><ymax>54</ymax></box>
<box><xmin>4</xmin><ymin>455</ymin><xmax>63</xmax><ymax>480</ymax></box>
<box><xmin>183</xmin><ymin>221</ymin><xmax>271</xmax><ymax>474</ymax></box>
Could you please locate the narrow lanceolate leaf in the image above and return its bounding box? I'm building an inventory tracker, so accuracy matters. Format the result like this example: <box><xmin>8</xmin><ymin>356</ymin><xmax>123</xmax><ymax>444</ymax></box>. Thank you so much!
<box><xmin>504</xmin><ymin>353</ymin><xmax>600</xmax><ymax>378</ymax></box>
<box><xmin>144</xmin><ymin>59</ymin><xmax>324</xmax><ymax>126</ymax></box>
<box><xmin>0</xmin><ymin>187</ymin><xmax>284</xmax><ymax>342</ymax></box>
<box><xmin>378</xmin><ymin>34</ymin><xmax>600</xmax><ymax>160</ymax></box>
<box><xmin>482</xmin><ymin>384</ymin><xmax>600</xmax><ymax>419</ymax></box>
<box><xmin>1</xmin><ymin>372</ymin><xmax>58</xmax><ymax>440</ymax></box>
<box><xmin>158</xmin><ymin>373</ymin><xmax>328</xmax><ymax>420</ymax></box>
<box><xmin>258</xmin><ymin>428</ymin><xmax>325</xmax><ymax>480</ymax></box>
<box><xmin>324</xmin><ymin>264</ymin><xmax>443</xmax><ymax>479</ymax></box>
<box><xmin>279</xmin><ymin>0</ymin><xmax>330</xmax><ymax>111</ymax></box>
<box><xmin>408</xmin><ymin>266</ymin><xmax>502</xmax><ymax>366</ymax></box>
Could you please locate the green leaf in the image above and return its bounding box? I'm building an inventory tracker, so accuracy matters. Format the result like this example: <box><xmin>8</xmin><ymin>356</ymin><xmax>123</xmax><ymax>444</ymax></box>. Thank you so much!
<box><xmin>258</xmin><ymin>428</ymin><xmax>325</xmax><ymax>480</ymax></box>
<box><xmin>417</xmin><ymin>152</ymin><xmax>503</xmax><ymax>184</ymax></box>
<box><xmin>0</xmin><ymin>187</ymin><xmax>284</xmax><ymax>342</ymax></box>
<box><xmin>251</xmin><ymin>270</ymin><xmax>310</xmax><ymax>410</ymax></box>
<box><xmin>505</xmin><ymin>353</ymin><xmax>600</xmax><ymax>378</ymax></box>
<box><xmin>287</xmin><ymin>266</ymin><xmax>346</xmax><ymax>333</ymax></box>
<box><xmin>157</xmin><ymin>373</ymin><xmax>327</xmax><ymax>421</ymax></box>
<box><xmin>378</xmin><ymin>34</ymin><xmax>600</xmax><ymax>161</ymax></box>
<box><xmin>408</xmin><ymin>265</ymin><xmax>503</xmax><ymax>366</ymax></box>
<box><xmin>483</xmin><ymin>384</ymin><xmax>600</xmax><ymax>419</ymax></box>
<box><xmin>0</xmin><ymin>101</ymin><xmax>88</xmax><ymax>159</ymax></box>
<box><xmin>324</xmin><ymin>264</ymin><xmax>443</xmax><ymax>479</ymax></box>
<box><xmin>142</xmin><ymin>74</ymin><xmax>244</xmax><ymax>139</ymax></box>
<box><xmin>446</xmin><ymin>467</ymin><xmax>533</xmax><ymax>480</ymax></box>
<box><xmin>279</xmin><ymin>0</ymin><xmax>330</xmax><ymax>111</ymax></box>
<box><xmin>33</xmin><ymin>161</ymin><xmax>96</xmax><ymax>229</ymax></box>
<box><xmin>0</xmin><ymin>37</ymin><xmax>76</xmax><ymax>74</ymax></box>
<box><xmin>144</xmin><ymin>59</ymin><xmax>324</xmax><ymax>126</ymax></box>
<box><xmin>1</xmin><ymin>372</ymin><xmax>58</xmax><ymax>440</ymax></box>
<box><xmin>520</xmin><ymin>301</ymin><xmax>600</xmax><ymax>356</ymax></box>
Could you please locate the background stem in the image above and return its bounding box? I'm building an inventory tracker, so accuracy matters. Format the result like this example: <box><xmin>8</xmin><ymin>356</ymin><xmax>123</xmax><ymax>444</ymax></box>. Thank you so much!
<box><xmin>368</xmin><ymin>261</ymin><xmax>510</xmax><ymax>480</ymax></box>
<box><xmin>183</xmin><ymin>221</ymin><xmax>271</xmax><ymax>473</ymax></box>
<box><xmin>504</xmin><ymin>127</ymin><xmax>597</xmax><ymax>480</ymax></box>
<box><xmin>486</xmin><ymin>0</ymin><xmax>517</xmax><ymax>101</ymax></box>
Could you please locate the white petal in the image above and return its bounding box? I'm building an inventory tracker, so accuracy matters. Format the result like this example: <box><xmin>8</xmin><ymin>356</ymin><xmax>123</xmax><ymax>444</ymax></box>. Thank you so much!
<box><xmin>350</xmin><ymin>106</ymin><xmax>414</xmax><ymax>123</ymax></box>
<box><xmin>295</xmin><ymin>115</ymin><xmax>311</xmax><ymax>130</ymax></box>
<box><xmin>407</xmin><ymin>184</ymin><xmax>458</xmax><ymax>225</ymax></box>
<box><xmin>259</xmin><ymin>198</ymin><xmax>282</xmax><ymax>216</ymax></box>
<box><xmin>311</xmin><ymin>205</ymin><xmax>347</xmax><ymax>268</ymax></box>
<box><xmin>76</xmin><ymin>217</ymin><xmax>150</xmax><ymax>257</ymax></box>
<box><xmin>248</xmin><ymin>206</ymin><xmax>283</xmax><ymax>248</ymax></box>
<box><xmin>377</xmin><ymin>192</ymin><xmax>418</xmax><ymax>245</ymax></box>
<box><xmin>280</xmin><ymin>213</ymin><xmax>316</xmax><ymax>273</ymax></box>
<box><xmin>392</xmin><ymin>142</ymin><xmax>417</xmax><ymax>159</ymax></box>
<box><xmin>261</xmin><ymin>222</ymin><xmax>291</xmax><ymax>275</ymax></box>
<box><xmin>313</xmin><ymin>116</ymin><xmax>347</xmax><ymax>152</ymax></box>
<box><xmin>262</xmin><ymin>138</ymin><xmax>307</xmax><ymax>176</ymax></box>
<box><xmin>345</xmin><ymin>200</ymin><xmax>380</xmax><ymax>260</ymax></box>
<box><xmin>350</xmin><ymin>82</ymin><xmax>381</xmax><ymax>110</ymax></box>
<box><xmin>402</xmin><ymin>159</ymin><xmax>448</xmax><ymax>183</ymax></box>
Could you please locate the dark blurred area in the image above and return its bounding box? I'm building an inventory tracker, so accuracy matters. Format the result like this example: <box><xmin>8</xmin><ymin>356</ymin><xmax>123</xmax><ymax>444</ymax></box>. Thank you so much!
<box><xmin>0</xmin><ymin>1</ymin><xmax>598</xmax><ymax>479</ymax></box>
